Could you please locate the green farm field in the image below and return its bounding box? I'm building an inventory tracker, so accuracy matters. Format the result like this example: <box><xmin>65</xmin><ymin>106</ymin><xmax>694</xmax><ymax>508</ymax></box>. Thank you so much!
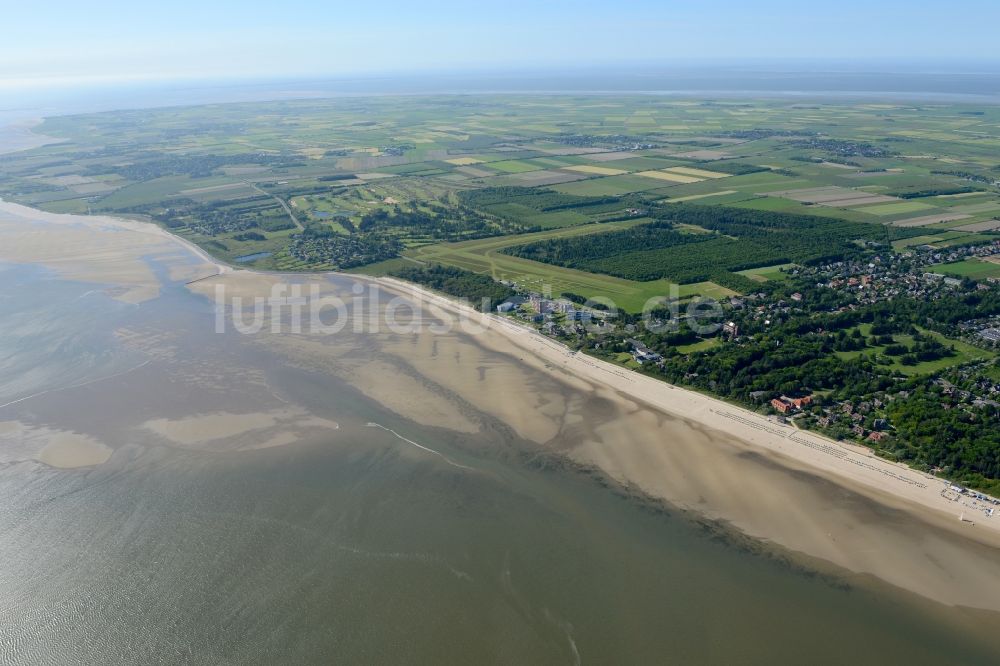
<box><xmin>930</xmin><ymin>258</ymin><xmax>1000</xmax><ymax>280</ymax></box>
<box><xmin>1</xmin><ymin>94</ymin><xmax>997</xmax><ymax>294</ymax></box>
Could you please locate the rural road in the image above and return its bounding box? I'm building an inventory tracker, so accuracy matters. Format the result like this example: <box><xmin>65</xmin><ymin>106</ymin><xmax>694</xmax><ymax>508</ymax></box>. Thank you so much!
<box><xmin>245</xmin><ymin>180</ymin><xmax>303</xmax><ymax>231</ymax></box>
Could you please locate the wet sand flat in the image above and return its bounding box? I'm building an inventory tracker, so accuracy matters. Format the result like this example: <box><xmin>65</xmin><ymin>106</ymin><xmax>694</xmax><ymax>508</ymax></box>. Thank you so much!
<box><xmin>0</xmin><ymin>200</ymin><xmax>221</xmax><ymax>302</ymax></box>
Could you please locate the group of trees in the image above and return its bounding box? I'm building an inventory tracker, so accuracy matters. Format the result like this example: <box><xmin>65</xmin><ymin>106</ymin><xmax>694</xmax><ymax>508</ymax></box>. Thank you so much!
<box><xmin>884</xmin><ymin>335</ymin><xmax>953</xmax><ymax>366</ymax></box>
<box><xmin>392</xmin><ymin>265</ymin><xmax>514</xmax><ymax>310</ymax></box>
<box><xmin>933</xmin><ymin>170</ymin><xmax>997</xmax><ymax>185</ymax></box>
<box><xmin>709</xmin><ymin>271</ymin><xmax>763</xmax><ymax>293</ymax></box>
<box><xmin>892</xmin><ymin>186</ymin><xmax>978</xmax><ymax>199</ymax></box>
<box><xmin>886</xmin><ymin>388</ymin><xmax>1000</xmax><ymax>491</ymax></box>
<box><xmin>691</xmin><ymin>161</ymin><xmax>768</xmax><ymax>176</ymax></box>
<box><xmin>561</xmin><ymin>292</ymin><xmax>610</xmax><ymax>310</ymax></box>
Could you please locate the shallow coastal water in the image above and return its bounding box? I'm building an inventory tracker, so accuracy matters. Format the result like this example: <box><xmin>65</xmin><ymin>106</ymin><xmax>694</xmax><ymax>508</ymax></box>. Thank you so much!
<box><xmin>0</xmin><ymin>263</ymin><xmax>138</xmax><ymax>406</ymax></box>
<box><xmin>0</xmin><ymin>222</ymin><xmax>999</xmax><ymax>663</ymax></box>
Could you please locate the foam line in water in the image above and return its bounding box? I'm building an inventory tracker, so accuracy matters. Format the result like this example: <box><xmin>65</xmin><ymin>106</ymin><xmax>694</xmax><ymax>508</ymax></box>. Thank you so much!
<box><xmin>366</xmin><ymin>422</ymin><xmax>475</xmax><ymax>471</ymax></box>
<box><xmin>0</xmin><ymin>359</ymin><xmax>152</xmax><ymax>411</ymax></box>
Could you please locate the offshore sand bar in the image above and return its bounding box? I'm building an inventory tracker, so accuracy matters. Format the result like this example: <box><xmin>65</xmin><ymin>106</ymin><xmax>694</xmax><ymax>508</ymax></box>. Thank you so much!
<box><xmin>2</xmin><ymin>199</ymin><xmax>1000</xmax><ymax>612</ymax></box>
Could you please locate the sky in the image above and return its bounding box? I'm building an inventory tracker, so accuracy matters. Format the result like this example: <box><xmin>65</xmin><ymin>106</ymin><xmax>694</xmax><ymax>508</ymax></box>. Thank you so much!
<box><xmin>3</xmin><ymin>0</ymin><xmax>999</xmax><ymax>89</ymax></box>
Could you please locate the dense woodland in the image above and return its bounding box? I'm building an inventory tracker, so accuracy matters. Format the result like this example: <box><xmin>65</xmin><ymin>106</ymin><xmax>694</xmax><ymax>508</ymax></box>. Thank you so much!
<box><xmin>506</xmin><ymin>204</ymin><xmax>892</xmax><ymax>283</ymax></box>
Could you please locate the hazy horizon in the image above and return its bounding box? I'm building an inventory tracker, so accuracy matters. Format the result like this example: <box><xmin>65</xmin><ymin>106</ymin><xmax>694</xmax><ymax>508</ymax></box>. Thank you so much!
<box><xmin>4</xmin><ymin>0</ymin><xmax>1000</xmax><ymax>90</ymax></box>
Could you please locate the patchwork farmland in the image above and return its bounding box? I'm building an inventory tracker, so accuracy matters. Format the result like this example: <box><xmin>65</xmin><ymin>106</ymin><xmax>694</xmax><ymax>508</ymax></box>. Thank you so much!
<box><xmin>2</xmin><ymin>95</ymin><xmax>999</xmax><ymax>309</ymax></box>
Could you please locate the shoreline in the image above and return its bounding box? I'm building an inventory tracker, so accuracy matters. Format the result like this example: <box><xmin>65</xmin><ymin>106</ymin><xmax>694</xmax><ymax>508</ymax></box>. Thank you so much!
<box><xmin>3</xmin><ymin>199</ymin><xmax>1000</xmax><ymax>609</ymax></box>
<box><xmin>376</xmin><ymin>276</ymin><xmax>1000</xmax><ymax>538</ymax></box>
<box><xmin>0</xmin><ymin>119</ymin><xmax>64</xmax><ymax>155</ymax></box>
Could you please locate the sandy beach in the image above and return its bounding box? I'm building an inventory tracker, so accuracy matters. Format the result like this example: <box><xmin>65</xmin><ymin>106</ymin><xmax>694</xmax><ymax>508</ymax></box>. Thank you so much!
<box><xmin>368</xmin><ymin>278</ymin><xmax>1000</xmax><ymax>610</ymax></box>
<box><xmin>3</xmin><ymin>200</ymin><xmax>1000</xmax><ymax>611</ymax></box>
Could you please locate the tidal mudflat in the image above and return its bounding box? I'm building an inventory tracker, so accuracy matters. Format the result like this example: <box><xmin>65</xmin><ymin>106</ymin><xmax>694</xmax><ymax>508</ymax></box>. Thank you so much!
<box><xmin>0</xmin><ymin>203</ymin><xmax>999</xmax><ymax>663</ymax></box>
